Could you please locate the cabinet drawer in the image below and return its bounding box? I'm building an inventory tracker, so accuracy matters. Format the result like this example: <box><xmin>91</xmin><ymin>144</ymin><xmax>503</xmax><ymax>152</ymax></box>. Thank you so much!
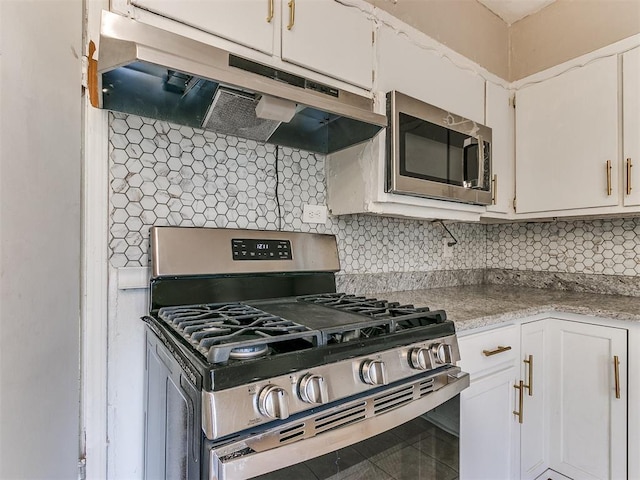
<box><xmin>458</xmin><ymin>325</ymin><xmax>519</xmax><ymax>377</ymax></box>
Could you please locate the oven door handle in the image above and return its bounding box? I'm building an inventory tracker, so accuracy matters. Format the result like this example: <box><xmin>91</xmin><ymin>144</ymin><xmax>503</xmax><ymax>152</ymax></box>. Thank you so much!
<box><xmin>209</xmin><ymin>371</ymin><xmax>469</xmax><ymax>480</ymax></box>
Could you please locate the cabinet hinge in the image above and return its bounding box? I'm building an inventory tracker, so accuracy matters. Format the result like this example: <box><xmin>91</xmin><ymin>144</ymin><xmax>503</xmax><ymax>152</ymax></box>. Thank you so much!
<box><xmin>81</xmin><ymin>55</ymin><xmax>89</xmax><ymax>89</ymax></box>
<box><xmin>509</xmin><ymin>95</ymin><xmax>516</xmax><ymax>108</ymax></box>
<box><xmin>78</xmin><ymin>457</ymin><xmax>86</xmax><ymax>480</ymax></box>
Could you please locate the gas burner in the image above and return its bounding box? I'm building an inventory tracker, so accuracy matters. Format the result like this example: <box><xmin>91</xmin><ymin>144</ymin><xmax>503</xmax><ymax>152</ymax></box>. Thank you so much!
<box><xmin>297</xmin><ymin>293</ymin><xmax>445</xmax><ymax>325</ymax></box>
<box><xmin>229</xmin><ymin>342</ymin><xmax>270</xmax><ymax>360</ymax></box>
<box><xmin>157</xmin><ymin>303</ymin><xmax>321</xmax><ymax>364</ymax></box>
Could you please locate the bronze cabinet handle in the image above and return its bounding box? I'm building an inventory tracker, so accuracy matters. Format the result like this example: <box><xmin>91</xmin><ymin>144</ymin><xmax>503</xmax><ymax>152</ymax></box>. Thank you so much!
<box><xmin>614</xmin><ymin>355</ymin><xmax>621</xmax><ymax>399</ymax></box>
<box><xmin>513</xmin><ymin>380</ymin><xmax>524</xmax><ymax>424</ymax></box>
<box><xmin>266</xmin><ymin>0</ymin><xmax>274</xmax><ymax>23</ymax></box>
<box><xmin>606</xmin><ymin>160</ymin><xmax>612</xmax><ymax>196</ymax></box>
<box><xmin>524</xmin><ymin>355</ymin><xmax>533</xmax><ymax>396</ymax></box>
<box><xmin>287</xmin><ymin>0</ymin><xmax>295</xmax><ymax>30</ymax></box>
<box><xmin>491</xmin><ymin>174</ymin><xmax>497</xmax><ymax>205</ymax></box>
<box><xmin>627</xmin><ymin>158</ymin><xmax>633</xmax><ymax>195</ymax></box>
<box><xmin>482</xmin><ymin>345</ymin><xmax>512</xmax><ymax>357</ymax></box>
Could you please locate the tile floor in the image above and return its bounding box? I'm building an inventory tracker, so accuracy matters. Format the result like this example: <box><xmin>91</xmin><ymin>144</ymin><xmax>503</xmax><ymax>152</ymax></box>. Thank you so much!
<box><xmin>255</xmin><ymin>416</ymin><xmax>459</xmax><ymax>480</ymax></box>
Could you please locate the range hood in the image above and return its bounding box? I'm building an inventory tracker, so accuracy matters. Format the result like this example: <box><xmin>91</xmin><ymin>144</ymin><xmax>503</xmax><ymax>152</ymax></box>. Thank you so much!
<box><xmin>91</xmin><ymin>11</ymin><xmax>386</xmax><ymax>154</ymax></box>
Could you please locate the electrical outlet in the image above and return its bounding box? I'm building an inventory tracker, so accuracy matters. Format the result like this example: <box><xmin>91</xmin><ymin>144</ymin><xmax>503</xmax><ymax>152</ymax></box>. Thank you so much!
<box><xmin>443</xmin><ymin>238</ymin><xmax>454</xmax><ymax>258</ymax></box>
<box><xmin>302</xmin><ymin>204</ymin><xmax>328</xmax><ymax>224</ymax></box>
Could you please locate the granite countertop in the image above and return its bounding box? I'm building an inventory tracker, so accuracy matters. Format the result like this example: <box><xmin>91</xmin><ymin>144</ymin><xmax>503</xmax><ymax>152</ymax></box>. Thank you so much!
<box><xmin>371</xmin><ymin>285</ymin><xmax>640</xmax><ymax>332</ymax></box>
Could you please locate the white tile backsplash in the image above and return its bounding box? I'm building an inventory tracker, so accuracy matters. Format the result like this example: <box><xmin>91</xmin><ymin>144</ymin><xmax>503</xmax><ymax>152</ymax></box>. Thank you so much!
<box><xmin>487</xmin><ymin>219</ymin><xmax>640</xmax><ymax>276</ymax></box>
<box><xmin>108</xmin><ymin>113</ymin><xmax>640</xmax><ymax>279</ymax></box>
<box><xmin>108</xmin><ymin>112</ymin><xmax>485</xmax><ymax>274</ymax></box>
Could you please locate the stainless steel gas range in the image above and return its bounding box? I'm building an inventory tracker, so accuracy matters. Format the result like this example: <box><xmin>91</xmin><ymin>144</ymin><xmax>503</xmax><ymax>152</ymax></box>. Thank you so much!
<box><xmin>143</xmin><ymin>226</ymin><xmax>469</xmax><ymax>480</ymax></box>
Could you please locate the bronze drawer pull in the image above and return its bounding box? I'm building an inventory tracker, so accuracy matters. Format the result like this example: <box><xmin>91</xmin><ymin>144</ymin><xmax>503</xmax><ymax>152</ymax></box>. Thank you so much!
<box><xmin>482</xmin><ymin>345</ymin><xmax>512</xmax><ymax>357</ymax></box>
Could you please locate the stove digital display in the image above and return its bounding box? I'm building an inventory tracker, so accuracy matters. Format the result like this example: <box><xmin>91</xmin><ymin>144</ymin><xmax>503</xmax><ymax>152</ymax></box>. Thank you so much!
<box><xmin>232</xmin><ymin>238</ymin><xmax>292</xmax><ymax>260</ymax></box>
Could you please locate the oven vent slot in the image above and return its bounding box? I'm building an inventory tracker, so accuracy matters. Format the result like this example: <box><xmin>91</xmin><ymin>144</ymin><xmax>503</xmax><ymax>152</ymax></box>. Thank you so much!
<box><xmin>373</xmin><ymin>385</ymin><xmax>414</xmax><ymax>415</ymax></box>
<box><xmin>418</xmin><ymin>378</ymin><xmax>436</xmax><ymax>397</ymax></box>
<box><xmin>279</xmin><ymin>423</ymin><xmax>305</xmax><ymax>443</ymax></box>
<box><xmin>314</xmin><ymin>402</ymin><xmax>367</xmax><ymax>435</ymax></box>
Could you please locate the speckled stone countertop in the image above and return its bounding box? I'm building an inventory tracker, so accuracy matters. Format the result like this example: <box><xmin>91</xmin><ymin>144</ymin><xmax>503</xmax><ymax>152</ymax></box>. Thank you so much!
<box><xmin>371</xmin><ymin>285</ymin><xmax>640</xmax><ymax>332</ymax></box>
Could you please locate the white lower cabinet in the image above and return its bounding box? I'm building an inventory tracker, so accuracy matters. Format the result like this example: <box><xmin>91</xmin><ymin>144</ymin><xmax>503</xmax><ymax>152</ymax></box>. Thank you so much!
<box><xmin>460</xmin><ymin>366</ymin><xmax>520</xmax><ymax>479</ymax></box>
<box><xmin>546</xmin><ymin>320</ymin><xmax>627</xmax><ymax>480</ymax></box>
<box><xmin>520</xmin><ymin>320</ymin><xmax>547</xmax><ymax>480</ymax></box>
<box><xmin>459</xmin><ymin>316</ymin><xmax>628</xmax><ymax>480</ymax></box>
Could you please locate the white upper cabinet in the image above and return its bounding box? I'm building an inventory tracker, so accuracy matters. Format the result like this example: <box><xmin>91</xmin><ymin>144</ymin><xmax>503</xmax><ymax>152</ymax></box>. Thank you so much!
<box><xmin>515</xmin><ymin>55</ymin><xmax>619</xmax><ymax>214</ymax></box>
<box><xmin>483</xmin><ymin>82</ymin><xmax>515</xmax><ymax>217</ymax></box>
<box><xmin>375</xmin><ymin>26</ymin><xmax>485</xmax><ymax>123</ymax></box>
<box><xmin>124</xmin><ymin>0</ymin><xmax>373</xmax><ymax>89</ymax></box>
<box><xmin>129</xmin><ymin>0</ymin><xmax>277</xmax><ymax>54</ymax></box>
<box><xmin>280</xmin><ymin>0</ymin><xmax>373</xmax><ymax>89</ymax></box>
<box><xmin>623</xmin><ymin>46</ymin><xmax>640</xmax><ymax>207</ymax></box>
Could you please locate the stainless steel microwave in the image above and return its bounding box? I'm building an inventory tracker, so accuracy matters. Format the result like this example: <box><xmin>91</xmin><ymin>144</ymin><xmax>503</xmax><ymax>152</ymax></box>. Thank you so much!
<box><xmin>386</xmin><ymin>91</ymin><xmax>492</xmax><ymax>205</ymax></box>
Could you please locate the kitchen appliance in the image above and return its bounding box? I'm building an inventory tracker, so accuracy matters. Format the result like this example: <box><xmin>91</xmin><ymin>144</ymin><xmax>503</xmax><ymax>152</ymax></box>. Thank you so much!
<box><xmin>387</xmin><ymin>90</ymin><xmax>493</xmax><ymax>205</ymax></box>
<box><xmin>92</xmin><ymin>11</ymin><xmax>386</xmax><ymax>154</ymax></box>
<box><xmin>143</xmin><ymin>226</ymin><xmax>469</xmax><ymax>479</ymax></box>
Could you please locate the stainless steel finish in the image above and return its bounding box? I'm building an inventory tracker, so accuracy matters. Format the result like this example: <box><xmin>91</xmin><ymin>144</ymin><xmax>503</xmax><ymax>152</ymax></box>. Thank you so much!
<box><xmin>150</xmin><ymin>227</ymin><xmax>340</xmax><ymax>277</ymax></box>
<box><xmin>387</xmin><ymin>90</ymin><xmax>493</xmax><ymax>205</ymax></box>
<box><xmin>432</xmin><ymin>343</ymin><xmax>453</xmax><ymax>364</ymax></box>
<box><xmin>409</xmin><ymin>347</ymin><xmax>432</xmax><ymax>370</ymax></box>
<box><xmin>96</xmin><ymin>11</ymin><xmax>386</xmax><ymax>154</ymax></box>
<box><xmin>209</xmin><ymin>368</ymin><xmax>470</xmax><ymax>480</ymax></box>
<box><xmin>298</xmin><ymin>374</ymin><xmax>328</xmax><ymax>404</ymax></box>
<box><xmin>258</xmin><ymin>385</ymin><xmax>290</xmax><ymax>420</ymax></box>
<box><xmin>201</xmin><ymin>333</ymin><xmax>461</xmax><ymax>439</ymax></box>
<box><xmin>360</xmin><ymin>359</ymin><xmax>388</xmax><ymax>385</ymax></box>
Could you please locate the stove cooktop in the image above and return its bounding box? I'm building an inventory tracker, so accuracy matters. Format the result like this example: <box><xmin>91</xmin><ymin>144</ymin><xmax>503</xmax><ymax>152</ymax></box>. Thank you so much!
<box><xmin>156</xmin><ymin>293</ymin><xmax>448</xmax><ymax>364</ymax></box>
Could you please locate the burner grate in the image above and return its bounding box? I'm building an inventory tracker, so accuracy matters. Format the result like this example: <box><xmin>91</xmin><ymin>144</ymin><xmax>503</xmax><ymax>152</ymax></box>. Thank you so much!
<box><xmin>158</xmin><ymin>303</ymin><xmax>321</xmax><ymax>363</ymax></box>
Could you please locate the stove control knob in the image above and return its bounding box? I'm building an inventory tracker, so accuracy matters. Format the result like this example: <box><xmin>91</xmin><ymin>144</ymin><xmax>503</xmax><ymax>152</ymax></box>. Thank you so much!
<box><xmin>298</xmin><ymin>374</ymin><xmax>329</xmax><ymax>404</ymax></box>
<box><xmin>360</xmin><ymin>359</ymin><xmax>388</xmax><ymax>385</ymax></box>
<box><xmin>431</xmin><ymin>343</ymin><xmax>454</xmax><ymax>365</ymax></box>
<box><xmin>257</xmin><ymin>385</ymin><xmax>290</xmax><ymax>420</ymax></box>
<box><xmin>409</xmin><ymin>347</ymin><xmax>433</xmax><ymax>370</ymax></box>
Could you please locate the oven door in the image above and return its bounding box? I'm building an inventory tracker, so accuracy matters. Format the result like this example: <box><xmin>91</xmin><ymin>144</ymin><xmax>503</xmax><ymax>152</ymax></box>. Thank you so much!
<box><xmin>207</xmin><ymin>367</ymin><xmax>469</xmax><ymax>480</ymax></box>
<box><xmin>387</xmin><ymin>90</ymin><xmax>492</xmax><ymax>205</ymax></box>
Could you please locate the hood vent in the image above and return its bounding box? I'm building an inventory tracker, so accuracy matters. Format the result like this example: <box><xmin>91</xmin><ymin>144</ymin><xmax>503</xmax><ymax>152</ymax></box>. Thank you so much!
<box><xmin>94</xmin><ymin>11</ymin><xmax>386</xmax><ymax>154</ymax></box>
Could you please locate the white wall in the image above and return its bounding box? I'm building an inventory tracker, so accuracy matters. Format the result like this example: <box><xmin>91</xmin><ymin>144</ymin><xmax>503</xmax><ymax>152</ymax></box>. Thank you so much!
<box><xmin>0</xmin><ymin>1</ymin><xmax>82</xmax><ymax>478</ymax></box>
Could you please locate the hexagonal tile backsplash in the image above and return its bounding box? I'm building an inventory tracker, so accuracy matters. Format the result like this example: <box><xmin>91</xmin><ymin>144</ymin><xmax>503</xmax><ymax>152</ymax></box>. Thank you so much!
<box><xmin>487</xmin><ymin>218</ymin><xmax>640</xmax><ymax>276</ymax></box>
<box><xmin>108</xmin><ymin>113</ymin><xmax>486</xmax><ymax>273</ymax></box>
<box><xmin>109</xmin><ymin>113</ymin><xmax>640</xmax><ymax>278</ymax></box>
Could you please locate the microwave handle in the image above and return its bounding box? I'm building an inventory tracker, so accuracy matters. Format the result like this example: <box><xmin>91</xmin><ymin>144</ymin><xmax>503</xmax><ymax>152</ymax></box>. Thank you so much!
<box><xmin>476</xmin><ymin>136</ymin><xmax>485</xmax><ymax>189</ymax></box>
<box><xmin>463</xmin><ymin>137</ymin><xmax>484</xmax><ymax>189</ymax></box>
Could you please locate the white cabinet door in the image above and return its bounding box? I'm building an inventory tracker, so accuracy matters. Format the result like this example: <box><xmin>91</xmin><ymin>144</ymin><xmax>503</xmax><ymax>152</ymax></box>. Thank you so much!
<box><xmin>547</xmin><ymin>320</ymin><xmax>627</xmax><ymax>480</ymax></box>
<box><xmin>282</xmin><ymin>0</ymin><xmax>373</xmax><ymax>89</ymax></box>
<box><xmin>520</xmin><ymin>321</ymin><xmax>548</xmax><ymax>480</ymax></box>
<box><xmin>485</xmin><ymin>82</ymin><xmax>515</xmax><ymax>215</ymax></box>
<box><xmin>623</xmin><ymin>47</ymin><xmax>640</xmax><ymax>207</ymax></box>
<box><xmin>280</xmin><ymin>0</ymin><xmax>373</xmax><ymax>89</ymax></box>
<box><xmin>460</xmin><ymin>366</ymin><xmax>520</xmax><ymax>480</ymax></box>
<box><xmin>130</xmin><ymin>0</ymin><xmax>276</xmax><ymax>55</ymax></box>
<box><xmin>375</xmin><ymin>25</ymin><xmax>485</xmax><ymax>123</ymax></box>
<box><xmin>515</xmin><ymin>55</ymin><xmax>619</xmax><ymax>214</ymax></box>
